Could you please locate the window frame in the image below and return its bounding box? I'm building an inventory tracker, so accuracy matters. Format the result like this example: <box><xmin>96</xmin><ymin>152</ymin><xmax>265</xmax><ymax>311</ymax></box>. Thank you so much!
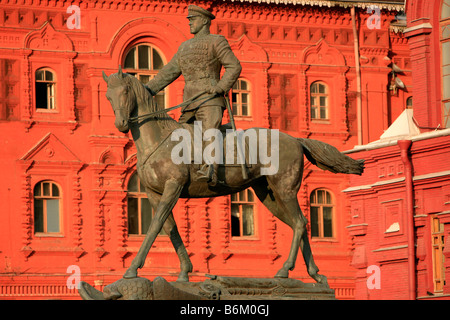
<box><xmin>310</xmin><ymin>81</ymin><xmax>329</xmax><ymax>121</ymax></box>
<box><xmin>309</xmin><ymin>189</ymin><xmax>335</xmax><ymax>239</ymax></box>
<box><xmin>431</xmin><ymin>215</ymin><xmax>446</xmax><ymax>294</ymax></box>
<box><xmin>126</xmin><ymin>172</ymin><xmax>166</xmax><ymax>237</ymax></box>
<box><xmin>33</xmin><ymin>180</ymin><xmax>62</xmax><ymax>236</ymax></box>
<box><xmin>122</xmin><ymin>43</ymin><xmax>167</xmax><ymax>109</ymax></box>
<box><xmin>35</xmin><ymin>68</ymin><xmax>57</xmax><ymax>112</ymax></box>
<box><xmin>230</xmin><ymin>79</ymin><xmax>252</xmax><ymax>117</ymax></box>
<box><xmin>230</xmin><ymin>189</ymin><xmax>257</xmax><ymax>239</ymax></box>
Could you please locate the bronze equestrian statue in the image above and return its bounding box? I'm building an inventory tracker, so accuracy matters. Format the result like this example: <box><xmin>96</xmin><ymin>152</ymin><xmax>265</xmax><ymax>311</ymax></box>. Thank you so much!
<box><xmin>102</xmin><ymin>65</ymin><xmax>364</xmax><ymax>285</ymax></box>
<box><xmin>145</xmin><ymin>5</ymin><xmax>242</xmax><ymax>186</ymax></box>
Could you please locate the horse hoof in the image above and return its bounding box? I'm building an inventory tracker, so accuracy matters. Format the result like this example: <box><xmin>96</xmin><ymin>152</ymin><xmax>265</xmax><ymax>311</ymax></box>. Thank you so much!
<box><xmin>312</xmin><ymin>274</ymin><xmax>328</xmax><ymax>286</ymax></box>
<box><xmin>274</xmin><ymin>269</ymin><xmax>289</xmax><ymax>278</ymax></box>
<box><xmin>123</xmin><ymin>268</ymin><xmax>138</xmax><ymax>279</ymax></box>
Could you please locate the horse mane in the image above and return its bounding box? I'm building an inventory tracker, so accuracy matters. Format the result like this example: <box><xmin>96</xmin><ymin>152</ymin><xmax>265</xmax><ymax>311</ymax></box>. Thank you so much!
<box><xmin>110</xmin><ymin>72</ymin><xmax>181</xmax><ymax>132</ymax></box>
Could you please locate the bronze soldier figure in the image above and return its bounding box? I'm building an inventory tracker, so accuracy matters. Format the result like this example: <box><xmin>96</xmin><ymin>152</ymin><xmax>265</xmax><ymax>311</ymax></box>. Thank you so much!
<box><xmin>145</xmin><ymin>5</ymin><xmax>242</xmax><ymax>186</ymax></box>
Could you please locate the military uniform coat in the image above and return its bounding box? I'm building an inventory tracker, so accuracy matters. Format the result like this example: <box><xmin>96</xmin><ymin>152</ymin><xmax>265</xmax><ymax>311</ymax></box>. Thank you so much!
<box><xmin>146</xmin><ymin>33</ymin><xmax>242</xmax><ymax>111</ymax></box>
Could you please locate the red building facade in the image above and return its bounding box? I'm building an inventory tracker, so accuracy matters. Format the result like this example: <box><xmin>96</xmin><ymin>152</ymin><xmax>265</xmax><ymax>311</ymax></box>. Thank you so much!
<box><xmin>345</xmin><ymin>0</ymin><xmax>450</xmax><ymax>300</ymax></box>
<box><xmin>0</xmin><ymin>0</ymin><xmax>407</xmax><ymax>299</ymax></box>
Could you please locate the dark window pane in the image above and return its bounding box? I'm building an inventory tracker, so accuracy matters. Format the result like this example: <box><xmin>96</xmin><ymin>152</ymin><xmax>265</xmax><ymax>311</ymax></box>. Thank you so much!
<box><xmin>247</xmin><ymin>189</ymin><xmax>254</xmax><ymax>202</ymax></box>
<box><xmin>320</xmin><ymin>107</ymin><xmax>327</xmax><ymax>119</ymax></box>
<box><xmin>152</xmin><ymin>49</ymin><xmax>164</xmax><ymax>70</ymax></box>
<box><xmin>43</xmin><ymin>182</ymin><xmax>50</xmax><ymax>196</ymax></box>
<box><xmin>310</xmin><ymin>191</ymin><xmax>316</xmax><ymax>204</ymax></box>
<box><xmin>311</xmin><ymin>84</ymin><xmax>317</xmax><ymax>93</ymax></box>
<box><xmin>319</xmin><ymin>83</ymin><xmax>326</xmax><ymax>93</ymax></box>
<box><xmin>231</xmin><ymin>217</ymin><xmax>241</xmax><ymax>237</ymax></box>
<box><xmin>138</xmin><ymin>45</ymin><xmax>149</xmax><ymax>70</ymax></box>
<box><xmin>35</xmin><ymin>70</ymin><xmax>44</xmax><ymax>81</ymax></box>
<box><xmin>52</xmin><ymin>183</ymin><xmax>59</xmax><ymax>197</ymax></box>
<box><xmin>127</xmin><ymin>197</ymin><xmax>138</xmax><ymax>234</ymax></box>
<box><xmin>46</xmin><ymin>199</ymin><xmax>60</xmax><ymax>233</ymax></box>
<box><xmin>320</xmin><ymin>96</ymin><xmax>327</xmax><ymax>107</ymax></box>
<box><xmin>124</xmin><ymin>47</ymin><xmax>135</xmax><ymax>69</ymax></box>
<box><xmin>34</xmin><ymin>199</ymin><xmax>44</xmax><ymax>233</ymax></box>
<box><xmin>45</xmin><ymin>70</ymin><xmax>53</xmax><ymax>81</ymax></box>
<box><xmin>311</xmin><ymin>106</ymin><xmax>317</xmax><ymax>119</ymax></box>
<box><xmin>326</xmin><ymin>191</ymin><xmax>331</xmax><ymax>204</ymax></box>
<box><xmin>128</xmin><ymin>174</ymin><xmax>138</xmax><ymax>192</ymax></box>
<box><xmin>310</xmin><ymin>206</ymin><xmax>319</xmax><ymax>237</ymax></box>
<box><xmin>34</xmin><ymin>183</ymin><xmax>42</xmax><ymax>196</ymax></box>
<box><xmin>317</xmin><ymin>190</ymin><xmax>324</xmax><ymax>203</ymax></box>
<box><xmin>323</xmin><ymin>207</ymin><xmax>333</xmax><ymax>237</ymax></box>
<box><xmin>231</xmin><ymin>204</ymin><xmax>240</xmax><ymax>236</ymax></box>
<box><xmin>140</xmin><ymin>198</ymin><xmax>152</xmax><ymax>234</ymax></box>
<box><xmin>242</xmin><ymin>104</ymin><xmax>248</xmax><ymax>116</ymax></box>
<box><xmin>36</xmin><ymin>82</ymin><xmax>48</xmax><ymax>109</ymax></box>
<box><xmin>242</xmin><ymin>205</ymin><xmax>254</xmax><ymax>236</ymax></box>
<box><xmin>240</xmin><ymin>80</ymin><xmax>247</xmax><ymax>91</ymax></box>
<box><xmin>232</xmin><ymin>92</ymin><xmax>238</xmax><ymax>103</ymax></box>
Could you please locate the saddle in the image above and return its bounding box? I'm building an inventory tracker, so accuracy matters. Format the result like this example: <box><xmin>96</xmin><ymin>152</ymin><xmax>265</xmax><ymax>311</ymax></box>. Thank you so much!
<box><xmin>177</xmin><ymin>122</ymin><xmax>251</xmax><ymax>171</ymax></box>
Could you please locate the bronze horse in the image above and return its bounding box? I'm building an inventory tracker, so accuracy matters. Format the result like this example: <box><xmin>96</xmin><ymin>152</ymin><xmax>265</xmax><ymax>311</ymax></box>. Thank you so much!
<box><xmin>102</xmin><ymin>67</ymin><xmax>364</xmax><ymax>285</ymax></box>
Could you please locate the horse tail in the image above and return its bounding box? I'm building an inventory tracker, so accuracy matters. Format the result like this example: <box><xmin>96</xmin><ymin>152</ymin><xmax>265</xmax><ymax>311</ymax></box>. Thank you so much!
<box><xmin>297</xmin><ymin>138</ymin><xmax>365</xmax><ymax>175</ymax></box>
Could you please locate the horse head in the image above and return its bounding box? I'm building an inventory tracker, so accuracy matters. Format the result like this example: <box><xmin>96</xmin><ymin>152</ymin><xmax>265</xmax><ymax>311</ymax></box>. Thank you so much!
<box><xmin>102</xmin><ymin>65</ymin><xmax>136</xmax><ymax>133</ymax></box>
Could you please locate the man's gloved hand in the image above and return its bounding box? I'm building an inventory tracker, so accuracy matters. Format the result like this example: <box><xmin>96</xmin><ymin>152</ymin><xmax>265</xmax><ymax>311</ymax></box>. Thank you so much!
<box><xmin>207</xmin><ymin>85</ymin><xmax>225</xmax><ymax>96</ymax></box>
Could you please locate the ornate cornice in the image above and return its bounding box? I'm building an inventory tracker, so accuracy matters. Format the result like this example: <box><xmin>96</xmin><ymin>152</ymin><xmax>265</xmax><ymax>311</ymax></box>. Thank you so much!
<box><xmin>222</xmin><ymin>0</ymin><xmax>404</xmax><ymax>11</ymax></box>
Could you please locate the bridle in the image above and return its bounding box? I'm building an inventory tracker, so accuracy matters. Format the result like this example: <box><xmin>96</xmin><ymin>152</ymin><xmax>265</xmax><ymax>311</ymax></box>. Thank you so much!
<box><xmin>128</xmin><ymin>91</ymin><xmax>218</xmax><ymax>125</ymax></box>
<box><xmin>109</xmin><ymin>76</ymin><xmax>219</xmax><ymax>126</ymax></box>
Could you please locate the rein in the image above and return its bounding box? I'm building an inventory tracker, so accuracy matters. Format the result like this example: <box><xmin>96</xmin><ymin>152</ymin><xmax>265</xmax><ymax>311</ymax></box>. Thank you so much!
<box><xmin>128</xmin><ymin>91</ymin><xmax>218</xmax><ymax>124</ymax></box>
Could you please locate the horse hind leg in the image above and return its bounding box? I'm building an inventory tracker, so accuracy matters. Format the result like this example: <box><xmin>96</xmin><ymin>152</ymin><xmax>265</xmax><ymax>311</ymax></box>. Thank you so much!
<box><xmin>252</xmin><ymin>183</ymin><xmax>326</xmax><ymax>284</ymax></box>
<box><xmin>162</xmin><ymin>213</ymin><xmax>193</xmax><ymax>282</ymax></box>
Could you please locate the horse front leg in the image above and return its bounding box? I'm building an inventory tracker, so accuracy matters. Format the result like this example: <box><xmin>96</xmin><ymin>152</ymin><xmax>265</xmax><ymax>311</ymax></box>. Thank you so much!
<box><xmin>123</xmin><ymin>180</ymin><xmax>184</xmax><ymax>279</ymax></box>
<box><xmin>145</xmin><ymin>188</ymin><xmax>193</xmax><ymax>282</ymax></box>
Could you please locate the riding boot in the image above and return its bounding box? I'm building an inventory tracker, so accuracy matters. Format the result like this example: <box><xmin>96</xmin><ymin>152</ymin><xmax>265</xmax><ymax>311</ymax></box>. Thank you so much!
<box><xmin>196</xmin><ymin>163</ymin><xmax>213</xmax><ymax>182</ymax></box>
<box><xmin>196</xmin><ymin>163</ymin><xmax>221</xmax><ymax>187</ymax></box>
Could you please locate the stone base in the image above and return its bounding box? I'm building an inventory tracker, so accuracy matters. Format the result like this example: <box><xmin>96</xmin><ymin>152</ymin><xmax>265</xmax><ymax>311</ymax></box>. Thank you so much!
<box><xmin>78</xmin><ymin>274</ymin><xmax>336</xmax><ymax>300</ymax></box>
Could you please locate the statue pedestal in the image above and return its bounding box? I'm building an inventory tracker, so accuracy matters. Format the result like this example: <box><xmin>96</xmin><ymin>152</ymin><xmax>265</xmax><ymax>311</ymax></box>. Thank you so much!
<box><xmin>78</xmin><ymin>274</ymin><xmax>336</xmax><ymax>300</ymax></box>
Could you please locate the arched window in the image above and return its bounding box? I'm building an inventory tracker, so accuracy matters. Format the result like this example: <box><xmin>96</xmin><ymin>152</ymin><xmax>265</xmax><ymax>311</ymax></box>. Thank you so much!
<box><xmin>441</xmin><ymin>0</ymin><xmax>450</xmax><ymax>127</ymax></box>
<box><xmin>34</xmin><ymin>181</ymin><xmax>61</xmax><ymax>234</ymax></box>
<box><xmin>310</xmin><ymin>82</ymin><xmax>329</xmax><ymax>120</ymax></box>
<box><xmin>127</xmin><ymin>172</ymin><xmax>165</xmax><ymax>236</ymax></box>
<box><xmin>310</xmin><ymin>189</ymin><xmax>334</xmax><ymax>238</ymax></box>
<box><xmin>123</xmin><ymin>44</ymin><xmax>166</xmax><ymax>108</ymax></box>
<box><xmin>230</xmin><ymin>189</ymin><xmax>256</xmax><ymax>237</ymax></box>
<box><xmin>406</xmin><ymin>96</ymin><xmax>413</xmax><ymax>109</ymax></box>
<box><xmin>35</xmin><ymin>68</ymin><xmax>56</xmax><ymax>110</ymax></box>
<box><xmin>231</xmin><ymin>79</ymin><xmax>251</xmax><ymax>116</ymax></box>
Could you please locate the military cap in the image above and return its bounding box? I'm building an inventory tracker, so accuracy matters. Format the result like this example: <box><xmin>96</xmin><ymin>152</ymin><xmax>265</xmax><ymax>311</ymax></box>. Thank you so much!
<box><xmin>187</xmin><ymin>5</ymin><xmax>215</xmax><ymax>20</ymax></box>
